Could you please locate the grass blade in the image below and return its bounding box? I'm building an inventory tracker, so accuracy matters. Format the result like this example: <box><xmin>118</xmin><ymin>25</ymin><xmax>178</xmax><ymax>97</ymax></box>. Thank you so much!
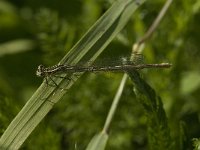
<box><xmin>86</xmin><ymin>132</ymin><xmax>108</xmax><ymax>150</ymax></box>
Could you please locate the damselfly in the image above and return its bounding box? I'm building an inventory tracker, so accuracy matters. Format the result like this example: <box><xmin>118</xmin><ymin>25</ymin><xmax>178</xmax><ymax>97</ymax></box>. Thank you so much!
<box><xmin>36</xmin><ymin>62</ymin><xmax>171</xmax><ymax>78</ymax></box>
<box><xmin>36</xmin><ymin>58</ymin><xmax>172</xmax><ymax>88</ymax></box>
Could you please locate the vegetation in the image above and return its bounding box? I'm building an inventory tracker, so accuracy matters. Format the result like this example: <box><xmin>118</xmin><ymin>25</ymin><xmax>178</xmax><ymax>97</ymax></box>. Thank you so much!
<box><xmin>0</xmin><ymin>0</ymin><xmax>200</xmax><ymax>149</ymax></box>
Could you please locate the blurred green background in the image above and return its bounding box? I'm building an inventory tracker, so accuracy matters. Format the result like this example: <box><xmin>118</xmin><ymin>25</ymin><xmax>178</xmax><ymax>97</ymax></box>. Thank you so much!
<box><xmin>0</xmin><ymin>0</ymin><xmax>200</xmax><ymax>149</ymax></box>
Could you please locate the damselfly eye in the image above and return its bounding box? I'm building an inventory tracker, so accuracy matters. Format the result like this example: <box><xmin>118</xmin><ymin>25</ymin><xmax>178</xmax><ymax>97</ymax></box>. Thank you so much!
<box><xmin>36</xmin><ymin>65</ymin><xmax>45</xmax><ymax>77</ymax></box>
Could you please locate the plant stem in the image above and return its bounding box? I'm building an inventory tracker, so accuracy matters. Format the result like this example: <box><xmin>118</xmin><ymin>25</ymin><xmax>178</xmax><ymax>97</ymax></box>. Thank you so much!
<box><xmin>102</xmin><ymin>74</ymin><xmax>128</xmax><ymax>133</ymax></box>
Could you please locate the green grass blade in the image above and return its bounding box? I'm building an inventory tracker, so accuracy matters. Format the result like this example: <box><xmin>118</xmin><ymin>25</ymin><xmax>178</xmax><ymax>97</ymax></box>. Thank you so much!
<box><xmin>127</xmin><ymin>70</ymin><xmax>172</xmax><ymax>150</ymax></box>
<box><xmin>0</xmin><ymin>0</ymin><xmax>146</xmax><ymax>149</ymax></box>
<box><xmin>86</xmin><ymin>132</ymin><xmax>108</xmax><ymax>150</ymax></box>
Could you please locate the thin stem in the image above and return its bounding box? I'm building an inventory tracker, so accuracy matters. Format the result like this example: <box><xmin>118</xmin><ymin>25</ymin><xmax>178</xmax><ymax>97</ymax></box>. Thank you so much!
<box><xmin>133</xmin><ymin>0</ymin><xmax>173</xmax><ymax>53</ymax></box>
<box><xmin>103</xmin><ymin>74</ymin><xmax>128</xmax><ymax>133</ymax></box>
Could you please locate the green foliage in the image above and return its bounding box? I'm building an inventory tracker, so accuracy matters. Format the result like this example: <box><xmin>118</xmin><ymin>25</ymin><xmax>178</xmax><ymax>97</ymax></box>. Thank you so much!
<box><xmin>0</xmin><ymin>0</ymin><xmax>200</xmax><ymax>149</ymax></box>
<box><xmin>0</xmin><ymin>95</ymin><xmax>19</xmax><ymax>136</ymax></box>
<box><xmin>193</xmin><ymin>138</ymin><xmax>200</xmax><ymax>150</ymax></box>
<box><xmin>128</xmin><ymin>71</ymin><xmax>172</xmax><ymax>149</ymax></box>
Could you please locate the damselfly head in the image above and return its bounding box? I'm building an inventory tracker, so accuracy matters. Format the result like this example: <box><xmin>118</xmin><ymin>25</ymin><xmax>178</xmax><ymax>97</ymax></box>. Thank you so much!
<box><xmin>36</xmin><ymin>65</ymin><xmax>45</xmax><ymax>77</ymax></box>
